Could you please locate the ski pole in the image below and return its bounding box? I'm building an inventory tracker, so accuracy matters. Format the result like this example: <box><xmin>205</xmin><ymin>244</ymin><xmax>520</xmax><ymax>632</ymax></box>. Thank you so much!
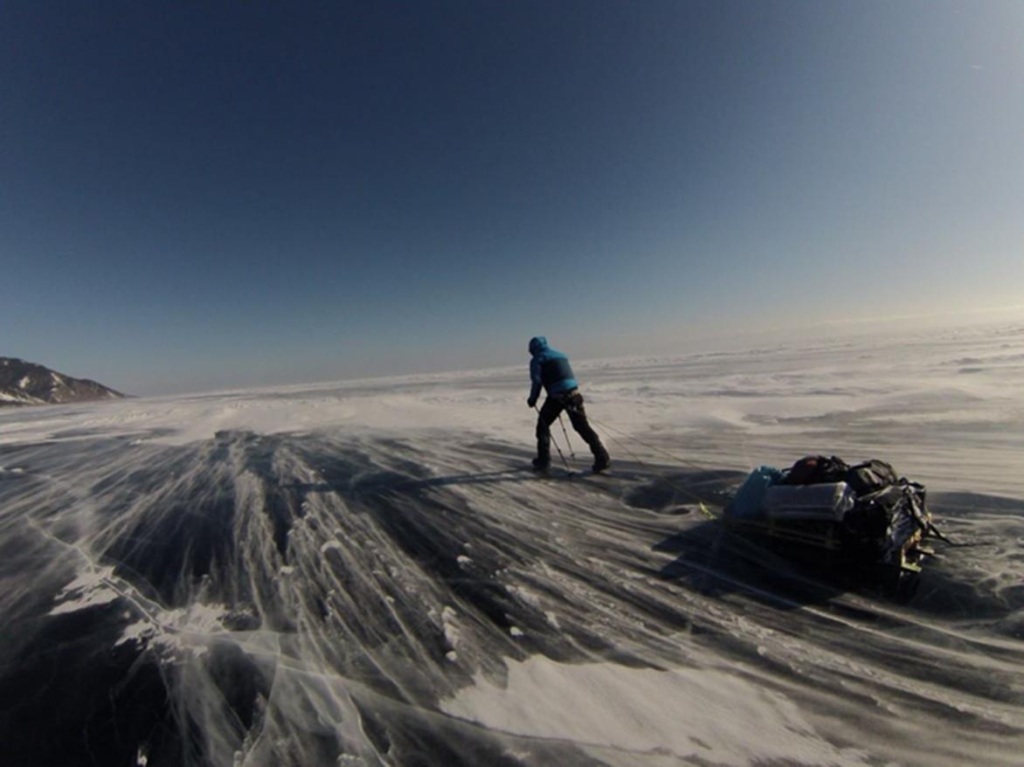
<box><xmin>556</xmin><ymin>412</ymin><xmax>575</xmax><ymax>460</ymax></box>
<box><xmin>535</xmin><ymin>405</ymin><xmax>570</xmax><ymax>470</ymax></box>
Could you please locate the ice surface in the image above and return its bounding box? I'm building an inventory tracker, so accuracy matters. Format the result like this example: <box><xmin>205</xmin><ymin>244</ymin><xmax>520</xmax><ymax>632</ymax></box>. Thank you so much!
<box><xmin>1</xmin><ymin>321</ymin><xmax>1022</xmax><ymax>765</ymax></box>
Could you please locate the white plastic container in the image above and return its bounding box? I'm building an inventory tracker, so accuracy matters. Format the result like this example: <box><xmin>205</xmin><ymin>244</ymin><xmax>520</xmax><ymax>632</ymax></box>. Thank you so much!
<box><xmin>760</xmin><ymin>481</ymin><xmax>856</xmax><ymax>521</ymax></box>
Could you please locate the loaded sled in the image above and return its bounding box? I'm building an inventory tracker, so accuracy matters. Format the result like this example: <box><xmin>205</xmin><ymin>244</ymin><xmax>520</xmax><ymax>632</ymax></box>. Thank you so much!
<box><xmin>723</xmin><ymin>456</ymin><xmax>936</xmax><ymax>600</ymax></box>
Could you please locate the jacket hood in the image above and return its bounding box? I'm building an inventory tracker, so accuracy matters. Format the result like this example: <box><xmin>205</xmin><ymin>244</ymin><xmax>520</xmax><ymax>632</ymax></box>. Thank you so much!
<box><xmin>529</xmin><ymin>336</ymin><xmax>548</xmax><ymax>355</ymax></box>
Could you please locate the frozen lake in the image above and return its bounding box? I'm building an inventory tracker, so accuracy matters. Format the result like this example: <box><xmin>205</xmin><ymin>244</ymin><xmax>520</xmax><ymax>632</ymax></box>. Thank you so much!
<box><xmin>2</xmin><ymin>321</ymin><xmax>1022</xmax><ymax>766</ymax></box>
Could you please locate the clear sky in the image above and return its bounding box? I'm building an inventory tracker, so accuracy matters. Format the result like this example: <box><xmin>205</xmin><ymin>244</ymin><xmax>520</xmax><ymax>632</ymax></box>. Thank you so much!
<box><xmin>3</xmin><ymin>1</ymin><xmax>1023</xmax><ymax>395</ymax></box>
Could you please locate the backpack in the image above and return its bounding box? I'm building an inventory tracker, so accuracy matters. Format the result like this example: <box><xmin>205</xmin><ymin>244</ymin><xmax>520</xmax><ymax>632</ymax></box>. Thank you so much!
<box><xmin>781</xmin><ymin>455</ymin><xmax>850</xmax><ymax>486</ymax></box>
<box><xmin>845</xmin><ymin>459</ymin><xmax>900</xmax><ymax>496</ymax></box>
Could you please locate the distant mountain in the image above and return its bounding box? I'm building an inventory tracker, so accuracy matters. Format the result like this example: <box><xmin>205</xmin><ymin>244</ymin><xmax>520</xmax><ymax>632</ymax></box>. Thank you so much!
<box><xmin>0</xmin><ymin>357</ymin><xmax>126</xmax><ymax>407</ymax></box>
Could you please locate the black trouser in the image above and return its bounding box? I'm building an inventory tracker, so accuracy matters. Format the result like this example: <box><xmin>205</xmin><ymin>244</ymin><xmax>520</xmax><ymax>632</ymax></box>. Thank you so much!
<box><xmin>535</xmin><ymin>390</ymin><xmax>607</xmax><ymax>465</ymax></box>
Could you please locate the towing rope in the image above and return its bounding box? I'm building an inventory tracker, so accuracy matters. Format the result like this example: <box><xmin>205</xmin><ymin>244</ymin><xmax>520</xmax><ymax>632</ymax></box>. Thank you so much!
<box><xmin>588</xmin><ymin>416</ymin><xmax>720</xmax><ymax>521</ymax></box>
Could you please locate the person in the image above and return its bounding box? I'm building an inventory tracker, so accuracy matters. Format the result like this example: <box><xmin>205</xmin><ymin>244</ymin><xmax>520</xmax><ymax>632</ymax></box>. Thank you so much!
<box><xmin>527</xmin><ymin>336</ymin><xmax>610</xmax><ymax>473</ymax></box>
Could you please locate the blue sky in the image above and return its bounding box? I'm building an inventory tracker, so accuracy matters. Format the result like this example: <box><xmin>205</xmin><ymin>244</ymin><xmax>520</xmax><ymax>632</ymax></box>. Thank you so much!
<box><xmin>3</xmin><ymin>1</ymin><xmax>1023</xmax><ymax>395</ymax></box>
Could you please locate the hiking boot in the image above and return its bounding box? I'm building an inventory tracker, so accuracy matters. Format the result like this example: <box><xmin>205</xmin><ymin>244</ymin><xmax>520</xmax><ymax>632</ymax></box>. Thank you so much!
<box><xmin>591</xmin><ymin>454</ymin><xmax>610</xmax><ymax>474</ymax></box>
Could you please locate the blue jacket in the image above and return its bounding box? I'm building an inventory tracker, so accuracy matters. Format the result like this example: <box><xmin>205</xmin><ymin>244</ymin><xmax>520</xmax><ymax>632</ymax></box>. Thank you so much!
<box><xmin>528</xmin><ymin>336</ymin><xmax>578</xmax><ymax>402</ymax></box>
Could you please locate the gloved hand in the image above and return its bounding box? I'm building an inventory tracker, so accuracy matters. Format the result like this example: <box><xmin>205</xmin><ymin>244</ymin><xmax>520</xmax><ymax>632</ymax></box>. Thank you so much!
<box><xmin>527</xmin><ymin>397</ymin><xmax>537</xmax><ymax>408</ymax></box>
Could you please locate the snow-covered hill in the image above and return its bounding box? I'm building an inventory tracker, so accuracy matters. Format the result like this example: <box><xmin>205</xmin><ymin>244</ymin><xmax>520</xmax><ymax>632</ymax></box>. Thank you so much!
<box><xmin>0</xmin><ymin>357</ymin><xmax>124</xmax><ymax>406</ymax></box>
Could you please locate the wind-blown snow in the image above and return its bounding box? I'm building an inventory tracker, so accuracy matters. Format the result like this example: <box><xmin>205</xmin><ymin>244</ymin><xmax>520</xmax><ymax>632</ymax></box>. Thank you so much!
<box><xmin>441</xmin><ymin>657</ymin><xmax>873</xmax><ymax>765</ymax></box>
<box><xmin>1</xmin><ymin>321</ymin><xmax>1022</xmax><ymax>766</ymax></box>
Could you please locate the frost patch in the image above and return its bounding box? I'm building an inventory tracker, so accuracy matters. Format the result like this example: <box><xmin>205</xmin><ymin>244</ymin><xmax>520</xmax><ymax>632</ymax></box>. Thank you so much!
<box><xmin>441</xmin><ymin>606</ymin><xmax>461</xmax><ymax>651</ymax></box>
<box><xmin>117</xmin><ymin>619</ymin><xmax>157</xmax><ymax>648</ymax></box>
<box><xmin>506</xmin><ymin>584</ymin><xmax>542</xmax><ymax>608</ymax></box>
<box><xmin>116</xmin><ymin>603</ymin><xmax>231</xmax><ymax>657</ymax></box>
<box><xmin>50</xmin><ymin>566</ymin><xmax>121</xmax><ymax>615</ymax></box>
